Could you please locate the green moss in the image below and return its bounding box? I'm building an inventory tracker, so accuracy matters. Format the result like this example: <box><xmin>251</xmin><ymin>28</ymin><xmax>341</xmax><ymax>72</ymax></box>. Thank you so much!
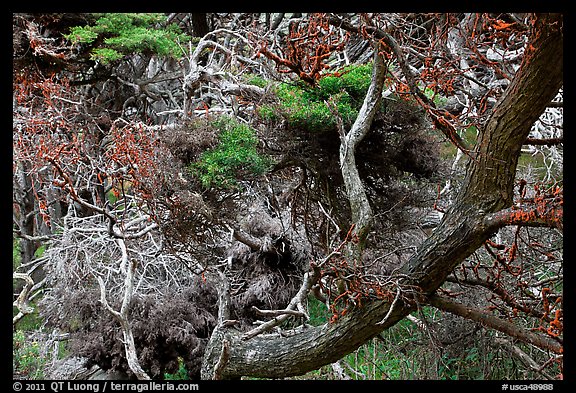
<box><xmin>241</xmin><ymin>74</ymin><xmax>269</xmax><ymax>88</ymax></box>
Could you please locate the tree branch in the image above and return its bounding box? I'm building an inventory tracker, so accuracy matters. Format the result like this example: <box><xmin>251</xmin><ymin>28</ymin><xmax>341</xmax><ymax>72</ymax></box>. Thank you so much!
<box><xmin>524</xmin><ymin>137</ymin><xmax>563</xmax><ymax>146</ymax></box>
<box><xmin>484</xmin><ymin>205</ymin><xmax>563</xmax><ymax>230</ymax></box>
<box><xmin>427</xmin><ymin>294</ymin><xmax>562</xmax><ymax>354</ymax></box>
<box><xmin>241</xmin><ymin>267</ymin><xmax>319</xmax><ymax>340</ymax></box>
<box><xmin>338</xmin><ymin>46</ymin><xmax>387</xmax><ymax>241</ymax></box>
<box><xmin>13</xmin><ymin>272</ymin><xmax>35</xmax><ymax>325</ymax></box>
<box><xmin>493</xmin><ymin>337</ymin><xmax>554</xmax><ymax>380</ymax></box>
<box><xmin>252</xmin><ymin>306</ymin><xmax>306</xmax><ymax>318</ymax></box>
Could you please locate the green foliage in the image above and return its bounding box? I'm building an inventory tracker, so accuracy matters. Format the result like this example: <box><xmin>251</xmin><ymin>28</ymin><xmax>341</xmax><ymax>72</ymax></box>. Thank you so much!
<box><xmin>13</xmin><ymin>330</ymin><xmax>46</xmax><ymax>379</ymax></box>
<box><xmin>190</xmin><ymin>116</ymin><xmax>271</xmax><ymax>189</ymax></box>
<box><xmin>315</xmin><ymin>63</ymin><xmax>373</xmax><ymax>101</ymax></box>
<box><xmin>90</xmin><ymin>48</ymin><xmax>124</xmax><ymax>63</ymax></box>
<box><xmin>106</xmin><ymin>189</ymin><xmax>119</xmax><ymax>205</ymax></box>
<box><xmin>34</xmin><ymin>244</ymin><xmax>46</xmax><ymax>258</ymax></box>
<box><xmin>258</xmin><ymin>63</ymin><xmax>375</xmax><ymax>132</ymax></box>
<box><xmin>65</xmin><ymin>13</ymin><xmax>190</xmax><ymax>64</ymax></box>
<box><xmin>423</xmin><ymin>86</ymin><xmax>448</xmax><ymax>107</ymax></box>
<box><xmin>164</xmin><ymin>358</ymin><xmax>189</xmax><ymax>380</ymax></box>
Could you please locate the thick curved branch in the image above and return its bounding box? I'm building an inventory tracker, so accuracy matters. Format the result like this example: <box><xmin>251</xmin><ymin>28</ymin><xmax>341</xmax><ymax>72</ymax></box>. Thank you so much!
<box><xmin>427</xmin><ymin>294</ymin><xmax>562</xmax><ymax>354</ymax></box>
<box><xmin>484</xmin><ymin>205</ymin><xmax>563</xmax><ymax>230</ymax></box>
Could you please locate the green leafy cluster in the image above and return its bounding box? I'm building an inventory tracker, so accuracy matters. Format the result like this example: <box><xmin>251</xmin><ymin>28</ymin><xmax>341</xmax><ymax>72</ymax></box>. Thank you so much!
<box><xmin>190</xmin><ymin>117</ymin><xmax>271</xmax><ymax>189</ymax></box>
<box><xmin>258</xmin><ymin>63</ymin><xmax>374</xmax><ymax>132</ymax></box>
<box><xmin>65</xmin><ymin>13</ymin><xmax>189</xmax><ymax>63</ymax></box>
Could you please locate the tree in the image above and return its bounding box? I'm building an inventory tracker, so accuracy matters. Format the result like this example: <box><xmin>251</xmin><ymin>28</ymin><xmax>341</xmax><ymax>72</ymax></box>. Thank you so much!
<box><xmin>13</xmin><ymin>13</ymin><xmax>562</xmax><ymax>380</ymax></box>
<box><xmin>199</xmin><ymin>12</ymin><xmax>563</xmax><ymax>379</ymax></box>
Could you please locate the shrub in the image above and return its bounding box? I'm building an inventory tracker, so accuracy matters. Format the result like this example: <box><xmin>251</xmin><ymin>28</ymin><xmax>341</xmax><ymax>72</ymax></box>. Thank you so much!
<box><xmin>258</xmin><ymin>62</ymin><xmax>376</xmax><ymax>132</ymax></box>
<box><xmin>65</xmin><ymin>13</ymin><xmax>190</xmax><ymax>64</ymax></box>
<box><xmin>190</xmin><ymin>116</ymin><xmax>271</xmax><ymax>189</ymax></box>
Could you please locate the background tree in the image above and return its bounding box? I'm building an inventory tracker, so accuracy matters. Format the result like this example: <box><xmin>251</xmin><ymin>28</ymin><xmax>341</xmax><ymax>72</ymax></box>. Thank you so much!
<box><xmin>13</xmin><ymin>12</ymin><xmax>562</xmax><ymax>380</ymax></box>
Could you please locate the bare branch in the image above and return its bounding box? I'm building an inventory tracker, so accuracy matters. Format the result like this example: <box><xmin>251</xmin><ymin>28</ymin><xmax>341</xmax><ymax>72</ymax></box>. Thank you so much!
<box><xmin>493</xmin><ymin>337</ymin><xmax>554</xmax><ymax>380</ymax></box>
<box><xmin>251</xmin><ymin>306</ymin><xmax>306</xmax><ymax>318</ymax></box>
<box><xmin>338</xmin><ymin>47</ymin><xmax>387</xmax><ymax>240</ymax></box>
<box><xmin>524</xmin><ymin>137</ymin><xmax>563</xmax><ymax>146</ymax></box>
<box><xmin>242</xmin><ymin>267</ymin><xmax>319</xmax><ymax>340</ymax></box>
<box><xmin>428</xmin><ymin>294</ymin><xmax>562</xmax><ymax>354</ymax></box>
<box><xmin>13</xmin><ymin>272</ymin><xmax>35</xmax><ymax>325</ymax></box>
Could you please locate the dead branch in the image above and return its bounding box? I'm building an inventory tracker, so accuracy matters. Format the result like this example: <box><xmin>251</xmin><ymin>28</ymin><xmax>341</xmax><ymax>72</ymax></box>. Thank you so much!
<box><xmin>493</xmin><ymin>337</ymin><xmax>554</xmax><ymax>379</ymax></box>
<box><xmin>251</xmin><ymin>306</ymin><xmax>306</xmax><ymax>318</ymax></box>
<box><xmin>242</xmin><ymin>266</ymin><xmax>319</xmax><ymax>340</ymax></box>
<box><xmin>13</xmin><ymin>272</ymin><xmax>35</xmax><ymax>325</ymax></box>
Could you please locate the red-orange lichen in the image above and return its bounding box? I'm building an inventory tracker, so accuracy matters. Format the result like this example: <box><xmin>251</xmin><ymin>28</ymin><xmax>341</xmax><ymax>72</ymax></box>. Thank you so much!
<box><xmin>256</xmin><ymin>13</ymin><xmax>349</xmax><ymax>87</ymax></box>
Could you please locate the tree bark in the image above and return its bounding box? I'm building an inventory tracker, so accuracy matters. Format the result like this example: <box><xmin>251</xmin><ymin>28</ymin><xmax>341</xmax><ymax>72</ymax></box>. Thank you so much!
<box><xmin>338</xmin><ymin>47</ymin><xmax>387</xmax><ymax>243</ymax></box>
<box><xmin>199</xmin><ymin>13</ymin><xmax>562</xmax><ymax>380</ymax></box>
<box><xmin>191</xmin><ymin>13</ymin><xmax>210</xmax><ymax>38</ymax></box>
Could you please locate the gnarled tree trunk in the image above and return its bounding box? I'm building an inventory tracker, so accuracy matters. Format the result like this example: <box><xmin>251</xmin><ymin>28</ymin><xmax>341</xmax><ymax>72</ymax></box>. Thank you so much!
<box><xmin>199</xmin><ymin>13</ymin><xmax>562</xmax><ymax>380</ymax></box>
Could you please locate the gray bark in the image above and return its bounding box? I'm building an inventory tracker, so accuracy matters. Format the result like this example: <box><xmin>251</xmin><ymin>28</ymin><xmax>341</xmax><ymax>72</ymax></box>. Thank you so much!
<box><xmin>338</xmin><ymin>48</ymin><xmax>387</xmax><ymax>242</ymax></box>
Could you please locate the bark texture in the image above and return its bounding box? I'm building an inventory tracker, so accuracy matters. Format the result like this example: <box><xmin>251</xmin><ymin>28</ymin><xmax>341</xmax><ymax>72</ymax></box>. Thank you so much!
<box><xmin>339</xmin><ymin>48</ymin><xmax>387</xmax><ymax>242</ymax></box>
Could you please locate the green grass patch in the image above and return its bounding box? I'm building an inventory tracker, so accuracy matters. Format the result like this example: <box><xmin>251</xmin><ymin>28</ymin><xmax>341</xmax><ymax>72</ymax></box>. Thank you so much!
<box><xmin>439</xmin><ymin>125</ymin><xmax>479</xmax><ymax>159</ymax></box>
<box><xmin>164</xmin><ymin>357</ymin><xmax>189</xmax><ymax>380</ymax></box>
